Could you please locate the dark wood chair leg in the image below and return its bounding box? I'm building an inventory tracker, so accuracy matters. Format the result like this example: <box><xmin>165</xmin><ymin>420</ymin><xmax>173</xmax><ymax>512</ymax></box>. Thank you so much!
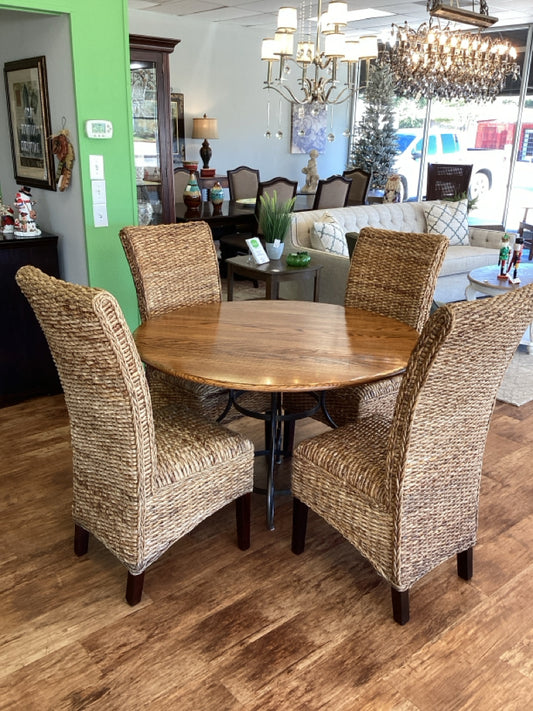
<box><xmin>236</xmin><ymin>493</ymin><xmax>251</xmax><ymax>550</ymax></box>
<box><xmin>126</xmin><ymin>571</ymin><xmax>145</xmax><ymax>606</ymax></box>
<box><xmin>283</xmin><ymin>419</ymin><xmax>295</xmax><ymax>458</ymax></box>
<box><xmin>457</xmin><ymin>546</ymin><xmax>473</xmax><ymax>580</ymax></box>
<box><xmin>74</xmin><ymin>524</ymin><xmax>89</xmax><ymax>556</ymax></box>
<box><xmin>291</xmin><ymin>497</ymin><xmax>308</xmax><ymax>554</ymax></box>
<box><xmin>391</xmin><ymin>587</ymin><xmax>410</xmax><ymax>625</ymax></box>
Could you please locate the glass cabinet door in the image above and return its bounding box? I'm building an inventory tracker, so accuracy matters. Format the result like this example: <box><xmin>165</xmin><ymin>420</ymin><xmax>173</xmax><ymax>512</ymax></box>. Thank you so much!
<box><xmin>131</xmin><ymin>61</ymin><xmax>161</xmax><ymax>224</ymax></box>
<box><xmin>130</xmin><ymin>35</ymin><xmax>179</xmax><ymax>225</ymax></box>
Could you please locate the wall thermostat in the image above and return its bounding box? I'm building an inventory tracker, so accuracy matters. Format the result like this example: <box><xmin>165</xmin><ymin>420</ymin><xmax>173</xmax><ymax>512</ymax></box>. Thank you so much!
<box><xmin>85</xmin><ymin>120</ymin><xmax>113</xmax><ymax>139</ymax></box>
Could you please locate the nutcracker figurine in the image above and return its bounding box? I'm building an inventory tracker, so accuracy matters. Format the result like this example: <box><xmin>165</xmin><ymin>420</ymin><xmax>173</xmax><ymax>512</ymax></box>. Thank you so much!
<box><xmin>497</xmin><ymin>233</ymin><xmax>511</xmax><ymax>279</ymax></box>
<box><xmin>507</xmin><ymin>235</ymin><xmax>524</xmax><ymax>283</ymax></box>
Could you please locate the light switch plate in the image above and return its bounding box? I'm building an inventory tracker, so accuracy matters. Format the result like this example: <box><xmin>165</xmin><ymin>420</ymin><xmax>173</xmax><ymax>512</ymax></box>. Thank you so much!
<box><xmin>93</xmin><ymin>204</ymin><xmax>108</xmax><ymax>228</ymax></box>
<box><xmin>89</xmin><ymin>155</ymin><xmax>104</xmax><ymax>180</ymax></box>
<box><xmin>91</xmin><ymin>179</ymin><xmax>106</xmax><ymax>204</ymax></box>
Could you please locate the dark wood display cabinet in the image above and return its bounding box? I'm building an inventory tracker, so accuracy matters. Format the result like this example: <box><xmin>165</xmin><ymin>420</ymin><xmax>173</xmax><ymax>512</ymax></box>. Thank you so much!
<box><xmin>130</xmin><ymin>34</ymin><xmax>179</xmax><ymax>225</ymax></box>
<box><xmin>0</xmin><ymin>233</ymin><xmax>62</xmax><ymax>406</ymax></box>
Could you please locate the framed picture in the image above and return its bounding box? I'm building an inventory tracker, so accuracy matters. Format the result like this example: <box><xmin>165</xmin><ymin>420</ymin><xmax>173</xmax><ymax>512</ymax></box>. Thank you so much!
<box><xmin>3</xmin><ymin>56</ymin><xmax>56</xmax><ymax>190</ymax></box>
<box><xmin>290</xmin><ymin>103</ymin><xmax>328</xmax><ymax>154</ymax></box>
<box><xmin>170</xmin><ymin>92</ymin><xmax>186</xmax><ymax>167</ymax></box>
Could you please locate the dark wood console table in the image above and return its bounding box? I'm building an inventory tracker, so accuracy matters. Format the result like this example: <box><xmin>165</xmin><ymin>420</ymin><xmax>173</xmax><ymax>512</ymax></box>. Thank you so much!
<box><xmin>0</xmin><ymin>233</ymin><xmax>62</xmax><ymax>406</ymax></box>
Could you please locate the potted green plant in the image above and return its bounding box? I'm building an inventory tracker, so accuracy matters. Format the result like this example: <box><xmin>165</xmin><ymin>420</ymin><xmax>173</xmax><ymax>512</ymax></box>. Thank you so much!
<box><xmin>258</xmin><ymin>191</ymin><xmax>296</xmax><ymax>260</ymax></box>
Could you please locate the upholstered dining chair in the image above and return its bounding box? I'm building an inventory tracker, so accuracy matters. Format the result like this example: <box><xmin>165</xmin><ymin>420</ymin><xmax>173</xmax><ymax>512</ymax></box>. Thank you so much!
<box><xmin>342</xmin><ymin>168</ymin><xmax>371</xmax><ymax>205</ymax></box>
<box><xmin>227</xmin><ymin>165</ymin><xmax>260</xmax><ymax>201</ymax></box>
<box><xmin>255</xmin><ymin>177</ymin><xmax>298</xmax><ymax>233</ymax></box>
<box><xmin>173</xmin><ymin>166</ymin><xmax>191</xmax><ymax>201</ymax></box>
<box><xmin>426</xmin><ymin>163</ymin><xmax>473</xmax><ymax>201</ymax></box>
<box><xmin>16</xmin><ymin>265</ymin><xmax>254</xmax><ymax>606</ymax></box>
<box><xmin>292</xmin><ymin>283</ymin><xmax>533</xmax><ymax>624</ymax></box>
<box><xmin>120</xmin><ymin>222</ymin><xmax>232</xmax><ymax>420</ymax></box>
<box><xmin>284</xmin><ymin>226</ymin><xmax>449</xmax><ymax>438</ymax></box>
<box><xmin>312</xmin><ymin>175</ymin><xmax>352</xmax><ymax>210</ymax></box>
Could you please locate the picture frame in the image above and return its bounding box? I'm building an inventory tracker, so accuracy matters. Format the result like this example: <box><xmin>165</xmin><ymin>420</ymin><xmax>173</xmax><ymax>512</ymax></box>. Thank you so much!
<box><xmin>290</xmin><ymin>102</ymin><xmax>328</xmax><ymax>154</ymax></box>
<box><xmin>3</xmin><ymin>56</ymin><xmax>56</xmax><ymax>190</ymax></box>
<box><xmin>170</xmin><ymin>92</ymin><xmax>186</xmax><ymax>168</ymax></box>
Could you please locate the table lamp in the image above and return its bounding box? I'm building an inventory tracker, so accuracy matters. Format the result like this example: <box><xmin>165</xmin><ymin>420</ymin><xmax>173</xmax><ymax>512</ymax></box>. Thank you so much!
<box><xmin>192</xmin><ymin>114</ymin><xmax>219</xmax><ymax>177</ymax></box>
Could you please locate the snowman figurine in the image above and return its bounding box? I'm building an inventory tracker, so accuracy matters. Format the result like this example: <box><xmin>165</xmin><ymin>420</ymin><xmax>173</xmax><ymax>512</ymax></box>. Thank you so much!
<box><xmin>14</xmin><ymin>186</ymin><xmax>41</xmax><ymax>236</ymax></box>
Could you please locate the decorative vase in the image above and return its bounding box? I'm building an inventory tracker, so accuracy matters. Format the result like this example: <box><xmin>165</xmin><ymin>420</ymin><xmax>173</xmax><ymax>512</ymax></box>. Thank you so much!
<box><xmin>265</xmin><ymin>241</ymin><xmax>284</xmax><ymax>260</ymax></box>
<box><xmin>210</xmin><ymin>181</ymin><xmax>224</xmax><ymax>206</ymax></box>
<box><xmin>138</xmin><ymin>200</ymin><xmax>153</xmax><ymax>226</ymax></box>
<box><xmin>183</xmin><ymin>172</ymin><xmax>201</xmax><ymax>208</ymax></box>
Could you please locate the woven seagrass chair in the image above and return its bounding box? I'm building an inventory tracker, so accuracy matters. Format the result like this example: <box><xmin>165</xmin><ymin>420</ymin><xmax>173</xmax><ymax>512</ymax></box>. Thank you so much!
<box><xmin>284</xmin><ymin>227</ymin><xmax>449</xmax><ymax>440</ymax></box>
<box><xmin>16</xmin><ymin>265</ymin><xmax>254</xmax><ymax>606</ymax></box>
<box><xmin>312</xmin><ymin>175</ymin><xmax>352</xmax><ymax>210</ymax></box>
<box><xmin>120</xmin><ymin>222</ymin><xmax>232</xmax><ymax>420</ymax></box>
<box><xmin>292</xmin><ymin>283</ymin><xmax>533</xmax><ymax>624</ymax></box>
<box><xmin>342</xmin><ymin>168</ymin><xmax>371</xmax><ymax>205</ymax></box>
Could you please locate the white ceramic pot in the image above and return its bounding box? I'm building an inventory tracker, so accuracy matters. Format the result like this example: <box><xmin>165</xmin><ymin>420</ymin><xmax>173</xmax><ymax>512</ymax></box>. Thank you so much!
<box><xmin>265</xmin><ymin>241</ymin><xmax>284</xmax><ymax>260</ymax></box>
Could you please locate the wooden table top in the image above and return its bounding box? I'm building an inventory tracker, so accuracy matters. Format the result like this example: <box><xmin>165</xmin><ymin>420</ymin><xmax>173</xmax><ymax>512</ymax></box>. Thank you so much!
<box><xmin>134</xmin><ymin>301</ymin><xmax>418</xmax><ymax>393</ymax></box>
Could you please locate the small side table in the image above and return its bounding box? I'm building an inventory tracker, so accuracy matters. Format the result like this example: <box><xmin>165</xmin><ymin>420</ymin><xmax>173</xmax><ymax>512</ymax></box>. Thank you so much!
<box><xmin>226</xmin><ymin>255</ymin><xmax>322</xmax><ymax>301</ymax></box>
<box><xmin>465</xmin><ymin>263</ymin><xmax>533</xmax><ymax>352</ymax></box>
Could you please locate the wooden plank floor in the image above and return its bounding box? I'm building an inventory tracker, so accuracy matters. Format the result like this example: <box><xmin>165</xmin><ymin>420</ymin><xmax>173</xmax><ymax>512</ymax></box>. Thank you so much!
<box><xmin>0</xmin><ymin>394</ymin><xmax>532</xmax><ymax>710</ymax></box>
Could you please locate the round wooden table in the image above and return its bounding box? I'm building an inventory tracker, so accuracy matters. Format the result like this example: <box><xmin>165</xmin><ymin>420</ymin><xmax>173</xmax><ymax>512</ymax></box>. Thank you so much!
<box><xmin>134</xmin><ymin>300</ymin><xmax>419</xmax><ymax>528</ymax></box>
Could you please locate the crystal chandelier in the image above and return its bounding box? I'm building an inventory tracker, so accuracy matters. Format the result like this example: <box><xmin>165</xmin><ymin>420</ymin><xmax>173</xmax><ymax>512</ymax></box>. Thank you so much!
<box><xmin>386</xmin><ymin>3</ymin><xmax>520</xmax><ymax>102</ymax></box>
<box><xmin>261</xmin><ymin>1</ymin><xmax>378</xmax><ymax>105</ymax></box>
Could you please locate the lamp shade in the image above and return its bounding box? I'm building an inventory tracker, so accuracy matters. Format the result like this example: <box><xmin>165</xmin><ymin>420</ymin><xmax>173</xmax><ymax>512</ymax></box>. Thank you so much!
<box><xmin>192</xmin><ymin>114</ymin><xmax>219</xmax><ymax>139</ymax></box>
<box><xmin>358</xmin><ymin>35</ymin><xmax>378</xmax><ymax>59</ymax></box>
<box><xmin>277</xmin><ymin>7</ymin><xmax>297</xmax><ymax>33</ymax></box>
<box><xmin>262</xmin><ymin>38</ymin><xmax>279</xmax><ymax>61</ymax></box>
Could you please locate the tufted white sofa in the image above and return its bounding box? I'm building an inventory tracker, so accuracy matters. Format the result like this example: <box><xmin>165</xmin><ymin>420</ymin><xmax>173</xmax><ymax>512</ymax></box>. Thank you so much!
<box><xmin>281</xmin><ymin>200</ymin><xmax>505</xmax><ymax>304</ymax></box>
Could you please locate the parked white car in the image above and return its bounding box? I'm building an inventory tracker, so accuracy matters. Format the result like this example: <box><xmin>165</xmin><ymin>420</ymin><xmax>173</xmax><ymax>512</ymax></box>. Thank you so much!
<box><xmin>394</xmin><ymin>128</ymin><xmax>494</xmax><ymax>201</ymax></box>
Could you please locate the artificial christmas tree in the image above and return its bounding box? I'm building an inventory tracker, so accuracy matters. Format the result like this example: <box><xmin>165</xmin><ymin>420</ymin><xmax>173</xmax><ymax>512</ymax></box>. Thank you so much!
<box><xmin>350</xmin><ymin>62</ymin><xmax>398</xmax><ymax>193</ymax></box>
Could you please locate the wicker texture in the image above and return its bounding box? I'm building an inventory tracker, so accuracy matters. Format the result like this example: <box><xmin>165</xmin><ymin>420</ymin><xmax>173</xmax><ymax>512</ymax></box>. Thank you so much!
<box><xmin>119</xmin><ymin>222</ymin><xmax>232</xmax><ymax>418</ymax></box>
<box><xmin>286</xmin><ymin>227</ymin><xmax>448</xmax><ymax>425</ymax></box>
<box><xmin>16</xmin><ymin>266</ymin><xmax>254</xmax><ymax>578</ymax></box>
<box><xmin>293</xmin><ymin>284</ymin><xmax>533</xmax><ymax>594</ymax></box>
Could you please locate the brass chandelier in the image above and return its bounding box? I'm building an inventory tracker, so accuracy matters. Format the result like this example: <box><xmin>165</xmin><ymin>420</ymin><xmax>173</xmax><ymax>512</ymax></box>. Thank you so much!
<box><xmin>261</xmin><ymin>1</ymin><xmax>378</xmax><ymax>105</ymax></box>
<box><xmin>387</xmin><ymin>2</ymin><xmax>520</xmax><ymax>102</ymax></box>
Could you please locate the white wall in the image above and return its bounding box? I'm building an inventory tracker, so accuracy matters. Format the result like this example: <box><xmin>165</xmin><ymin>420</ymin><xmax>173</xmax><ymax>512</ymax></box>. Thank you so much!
<box><xmin>128</xmin><ymin>10</ymin><xmax>353</xmax><ymax>189</ymax></box>
<box><xmin>0</xmin><ymin>11</ymin><xmax>87</xmax><ymax>284</ymax></box>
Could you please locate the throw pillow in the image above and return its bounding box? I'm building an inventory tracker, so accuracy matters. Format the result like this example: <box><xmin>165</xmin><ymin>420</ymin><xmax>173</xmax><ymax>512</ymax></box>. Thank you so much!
<box><xmin>423</xmin><ymin>199</ymin><xmax>469</xmax><ymax>246</ymax></box>
<box><xmin>310</xmin><ymin>219</ymin><xmax>349</xmax><ymax>256</ymax></box>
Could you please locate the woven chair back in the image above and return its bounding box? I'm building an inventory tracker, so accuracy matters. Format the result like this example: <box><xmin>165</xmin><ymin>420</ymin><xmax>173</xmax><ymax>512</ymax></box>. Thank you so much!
<box><xmin>342</xmin><ymin>168</ymin><xmax>371</xmax><ymax>205</ymax></box>
<box><xmin>120</xmin><ymin>222</ymin><xmax>221</xmax><ymax>321</ymax></box>
<box><xmin>16</xmin><ymin>265</ymin><xmax>155</xmax><ymax>509</ymax></box>
<box><xmin>344</xmin><ymin>227</ymin><xmax>448</xmax><ymax>332</ymax></box>
<box><xmin>312</xmin><ymin>175</ymin><xmax>352</xmax><ymax>210</ymax></box>
<box><xmin>227</xmin><ymin>165</ymin><xmax>260</xmax><ymax>201</ymax></box>
<box><xmin>388</xmin><ymin>284</ymin><xmax>533</xmax><ymax>582</ymax></box>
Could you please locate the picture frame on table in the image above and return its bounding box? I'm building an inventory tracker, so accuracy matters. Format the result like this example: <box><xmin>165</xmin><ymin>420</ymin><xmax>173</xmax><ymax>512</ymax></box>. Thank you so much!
<box><xmin>171</xmin><ymin>92</ymin><xmax>186</xmax><ymax>168</ymax></box>
<box><xmin>3</xmin><ymin>55</ymin><xmax>56</xmax><ymax>190</ymax></box>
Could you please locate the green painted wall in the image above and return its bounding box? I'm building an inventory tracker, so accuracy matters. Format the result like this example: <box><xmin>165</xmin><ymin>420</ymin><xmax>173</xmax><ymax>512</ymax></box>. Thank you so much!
<box><xmin>0</xmin><ymin>0</ymin><xmax>139</xmax><ymax>326</ymax></box>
